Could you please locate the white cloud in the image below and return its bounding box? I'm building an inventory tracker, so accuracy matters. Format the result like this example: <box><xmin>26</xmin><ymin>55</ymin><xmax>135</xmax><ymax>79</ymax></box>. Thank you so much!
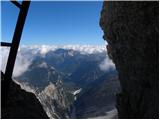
<box><xmin>39</xmin><ymin>45</ymin><xmax>54</xmax><ymax>55</ymax></box>
<box><xmin>0</xmin><ymin>47</ymin><xmax>10</xmax><ymax>73</ymax></box>
<box><xmin>99</xmin><ymin>56</ymin><xmax>115</xmax><ymax>71</ymax></box>
<box><xmin>0</xmin><ymin>47</ymin><xmax>33</xmax><ymax>77</ymax></box>
<box><xmin>13</xmin><ymin>51</ymin><xmax>33</xmax><ymax>77</ymax></box>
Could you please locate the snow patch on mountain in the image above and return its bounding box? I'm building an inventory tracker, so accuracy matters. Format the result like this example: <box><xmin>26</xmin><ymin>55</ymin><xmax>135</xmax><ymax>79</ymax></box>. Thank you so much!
<box><xmin>72</xmin><ymin>88</ymin><xmax>82</xmax><ymax>100</ymax></box>
<box><xmin>73</xmin><ymin>88</ymin><xmax>82</xmax><ymax>96</ymax></box>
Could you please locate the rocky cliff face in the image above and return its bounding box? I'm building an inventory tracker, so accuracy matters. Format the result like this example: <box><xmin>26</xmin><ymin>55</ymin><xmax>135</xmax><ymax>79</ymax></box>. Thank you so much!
<box><xmin>18</xmin><ymin>78</ymin><xmax>70</xmax><ymax>119</ymax></box>
<box><xmin>37</xmin><ymin>81</ymin><xmax>69</xmax><ymax>119</ymax></box>
<box><xmin>1</xmin><ymin>72</ymin><xmax>48</xmax><ymax>119</ymax></box>
<box><xmin>100</xmin><ymin>1</ymin><xmax>159</xmax><ymax>118</ymax></box>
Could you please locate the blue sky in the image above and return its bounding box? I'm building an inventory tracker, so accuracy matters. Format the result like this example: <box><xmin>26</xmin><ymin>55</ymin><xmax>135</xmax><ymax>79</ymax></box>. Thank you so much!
<box><xmin>1</xmin><ymin>1</ymin><xmax>104</xmax><ymax>45</ymax></box>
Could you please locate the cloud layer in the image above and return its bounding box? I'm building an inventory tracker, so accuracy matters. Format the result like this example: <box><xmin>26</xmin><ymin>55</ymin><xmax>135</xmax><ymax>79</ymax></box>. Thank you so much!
<box><xmin>1</xmin><ymin>45</ymin><xmax>115</xmax><ymax>77</ymax></box>
<box><xmin>21</xmin><ymin>45</ymin><xmax>106</xmax><ymax>55</ymax></box>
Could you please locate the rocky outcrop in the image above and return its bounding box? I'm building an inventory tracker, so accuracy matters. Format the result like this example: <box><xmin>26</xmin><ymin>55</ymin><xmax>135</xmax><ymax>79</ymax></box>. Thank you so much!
<box><xmin>100</xmin><ymin>1</ymin><xmax>159</xmax><ymax>118</ymax></box>
<box><xmin>37</xmin><ymin>81</ymin><xmax>69</xmax><ymax>119</ymax></box>
<box><xmin>1</xmin><ymin>72</ymin><xmax>48</xmax><ymax>119</ymax></box>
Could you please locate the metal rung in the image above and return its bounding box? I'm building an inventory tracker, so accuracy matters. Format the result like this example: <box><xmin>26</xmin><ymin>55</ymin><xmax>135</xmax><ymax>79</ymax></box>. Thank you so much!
<box><xmin>11</xmin><ymin>1</ymin><xmax>22</xmax><ymax>9</ymax></box>
<box><xmin>1</xmin><ymin>42</ymin><xmax>12</xmax><ymax>47</ymax></box>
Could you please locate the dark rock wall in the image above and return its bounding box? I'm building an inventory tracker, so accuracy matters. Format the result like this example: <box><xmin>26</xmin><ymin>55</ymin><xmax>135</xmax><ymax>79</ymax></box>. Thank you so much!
<box><xmin>1</xmin><ymin>72</ymin><xmax>48</xmax><ymax>119</ymax></box>
<box><xmin>100</xmin><ymin>1</ymin><xmax>159</xmax><ymax>118</ymax></box>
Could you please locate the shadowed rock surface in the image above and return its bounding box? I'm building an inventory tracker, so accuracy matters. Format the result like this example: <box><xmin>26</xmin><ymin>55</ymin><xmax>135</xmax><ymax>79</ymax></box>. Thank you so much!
<box><xmin>1</xmin><ymin>72</ymin><xmax>48</xmax><ymax>119</ymax></box>
<box><xmin>100</xmin><ymin>1</ymin><xmax>159</xmax><ymax>118</ymax></box>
